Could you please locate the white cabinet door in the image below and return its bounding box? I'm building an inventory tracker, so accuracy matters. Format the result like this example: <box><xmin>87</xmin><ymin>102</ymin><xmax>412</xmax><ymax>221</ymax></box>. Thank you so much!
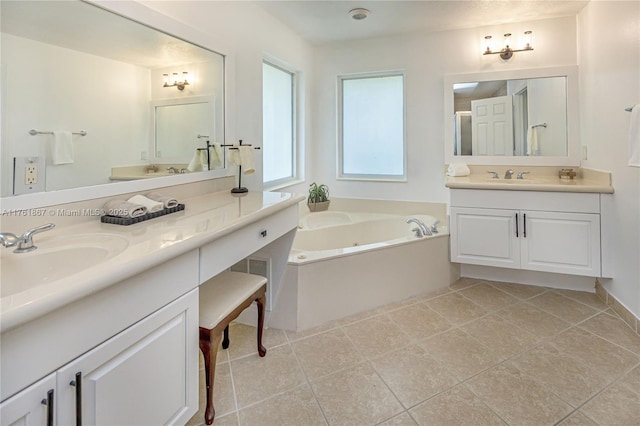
<box><xmin>0</xmin><ymin>373</ymin><xmax>55</xmax><ymax>426</ymax></box>
<box><xmin>450</xmin><ymin>207</ymin><xmax>520</xmax><ymax>268</ymax></box>
<box><xmin>521</xmin><ymin>211</ymin><xmax>601</xmax><ymax>276</ymax></box>
<box><xmin>56</xmin><ymin>290</ymin><xmax>199</xmax><ymax>426</ymax></box>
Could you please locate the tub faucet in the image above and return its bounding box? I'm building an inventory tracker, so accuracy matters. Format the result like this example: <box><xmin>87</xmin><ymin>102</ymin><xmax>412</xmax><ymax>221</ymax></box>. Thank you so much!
<box><xmin>0</xmin><ymin>223</ymin><xmax>55</xmax><ymax>253</ymax></box>
<box><xmin>504</xmin><ymin>169</ymin><xmax>514</xmax><ymax>179</ymax></box>
<box><xmin>430</xmin><ymin>220</ymin><xmax>440</xmax><ymax>235</ymax></box>
<box><xmin>406</xmin><ymin>218</ymin><xmax>432</xmax><ymax>238</ymax></box>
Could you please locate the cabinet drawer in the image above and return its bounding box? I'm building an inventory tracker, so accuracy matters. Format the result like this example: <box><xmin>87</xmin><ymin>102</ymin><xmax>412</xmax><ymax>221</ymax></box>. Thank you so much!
<box><xmin>450</xmin><ymin>189</ymin><xmax>600</xmax><ymax>213</ymax></box>
<box><xmin>199</xmin><ymin>205</ymin><xmax>298</xmax><ymax>283</ymax></box>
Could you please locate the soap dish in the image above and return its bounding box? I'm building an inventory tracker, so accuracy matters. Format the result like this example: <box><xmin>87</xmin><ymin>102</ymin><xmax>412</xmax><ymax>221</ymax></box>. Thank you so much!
<box><xmin>101</xmin><ymin>204</ymin><xmax>185</xmax><ymax>226</ymax></box>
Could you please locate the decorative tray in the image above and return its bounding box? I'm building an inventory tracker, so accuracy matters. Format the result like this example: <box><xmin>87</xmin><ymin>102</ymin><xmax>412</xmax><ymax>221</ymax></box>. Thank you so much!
<box><xmin>101</xmin><ymin>204</ymin><xmax>185</xmax><ymax>226</ymax></box>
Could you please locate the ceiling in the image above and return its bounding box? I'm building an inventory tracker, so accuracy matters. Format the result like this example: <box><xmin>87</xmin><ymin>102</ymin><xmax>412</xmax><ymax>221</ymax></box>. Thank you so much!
<box><xmin>255</xmin><ymin>0</ymin><xmax>589</xmax><ymax>45</ymax></box>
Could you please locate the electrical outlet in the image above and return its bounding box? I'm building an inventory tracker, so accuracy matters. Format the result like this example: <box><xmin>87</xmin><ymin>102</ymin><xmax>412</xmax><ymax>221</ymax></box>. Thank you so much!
<box><xmin>13</xmin><ymin>156</ymin><xmax>45</xmax><ymax>195</ymax></box>
<box><xmin>25</xmin><ymin>165</ymin><xmax>38</xmax><ymax>185</ymax></box>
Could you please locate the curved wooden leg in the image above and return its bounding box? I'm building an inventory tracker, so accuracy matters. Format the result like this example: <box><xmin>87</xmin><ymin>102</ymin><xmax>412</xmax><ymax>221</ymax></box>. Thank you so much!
<box><xmin>200</xmin><ymin>329</ymin><xmax>223</xmax><ymax>425</ymax></box>
<box><xmin>256</xmin><ymin>292</ymin><xmax>267</xmax><ymax>357</ymax></box>
<box><xmin>222</xmin><ymin>326</ymin><xmax>230</xmax><ymax>350</ymax></box>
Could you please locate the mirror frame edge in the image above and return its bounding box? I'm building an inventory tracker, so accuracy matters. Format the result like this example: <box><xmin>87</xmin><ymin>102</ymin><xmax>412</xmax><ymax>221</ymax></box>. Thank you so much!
<box><xmin>0</xmin><ymin>0</ymin><xmax>237</xmax><ymax>211</ymax></box>
<box><xmin>443</xmin><ymin>65</ymin><xmax>580</xmax><ymax>166</ymax></box>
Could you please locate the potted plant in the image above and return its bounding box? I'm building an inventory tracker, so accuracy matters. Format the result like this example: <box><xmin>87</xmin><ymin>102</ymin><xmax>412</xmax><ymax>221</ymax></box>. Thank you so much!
<box><xmin>307</xmin><ymin>182</ymin><xmax>330</xmax><ymax>212</ymax></box>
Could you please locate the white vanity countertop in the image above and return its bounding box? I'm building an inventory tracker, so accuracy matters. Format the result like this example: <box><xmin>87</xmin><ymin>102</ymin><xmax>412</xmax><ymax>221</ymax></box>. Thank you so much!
<box><xmin>0</xmin><ymin>190</ymin><xmax>305</xmax><ymax>332</ymax></box>
<box><xmin>445</xmin><ymin>166</ymin><xmax>614</xmax><ymax>193</ymax></box>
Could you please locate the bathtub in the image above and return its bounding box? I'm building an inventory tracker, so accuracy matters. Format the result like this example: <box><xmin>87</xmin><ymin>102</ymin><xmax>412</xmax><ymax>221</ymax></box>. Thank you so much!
<box><xmin>268</xmin><ymin>209</ymin><xmax>458</xmax><ymax>332</ymax></box>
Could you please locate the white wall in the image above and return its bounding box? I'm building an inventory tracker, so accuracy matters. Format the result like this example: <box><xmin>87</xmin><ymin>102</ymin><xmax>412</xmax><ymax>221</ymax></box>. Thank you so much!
<box><xmin>1</xmin><ymin>34</ymin><xmax>149</xmax><ymax>194</ymax></box>
<box><xmin>309</xmin><ymin>16</ymin><xmax>577</xmax><ymax>203</ymax></box>
<box><xmin>578</xmin><ymin>1</ymin><xmax>640</xmax><ymax>317</ymax></box>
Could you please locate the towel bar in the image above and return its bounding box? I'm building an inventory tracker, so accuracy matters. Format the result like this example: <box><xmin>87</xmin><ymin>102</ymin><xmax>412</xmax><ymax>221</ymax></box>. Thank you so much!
<box><xmin>29</xmin><ymin>129</ymin><xmax>87</xmax><ymax>136</ymax></box>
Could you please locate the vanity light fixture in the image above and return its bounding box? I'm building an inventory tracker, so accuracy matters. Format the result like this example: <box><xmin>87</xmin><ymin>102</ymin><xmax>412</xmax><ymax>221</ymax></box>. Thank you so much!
<box><xmin>483</xmin><ymin>31</ymin><xmax>533</xmax><ymax>60</ymax></box>
<box><xmin>163</xmin><ymin>71</ymin><xmax>190</xmax><ymax>91</ymax></box>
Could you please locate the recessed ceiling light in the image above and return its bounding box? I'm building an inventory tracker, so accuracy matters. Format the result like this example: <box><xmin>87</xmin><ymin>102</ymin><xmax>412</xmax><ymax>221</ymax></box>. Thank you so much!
<box><xmin>349</xmin><ymin>8</ymin><xmax>370</xmax><ymax>21</ymax></box>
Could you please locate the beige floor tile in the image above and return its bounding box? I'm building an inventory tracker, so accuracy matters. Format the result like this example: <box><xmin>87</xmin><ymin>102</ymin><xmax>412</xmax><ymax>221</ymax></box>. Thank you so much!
<box><xmin>311</xmin><ymin>363</ymin><xmax>403</xmax><ymax>425</ymax></box>
<box><xmin>462</xmin><ymin>314</ymin><xmax>539</xmax><ymax>359</ymax></box>
<box><xmin>579</xmin><ymin>312</ymin><xmax>640</xmax><ymax>355</ymax></box>
<box><xmin>549</xmin><ymin>327</ymin><xmax>639</xmax><ymax>382</ymax></box>
<box><xmin>371</xmin><ymin>345</ymin><xmax>458</xmax><ymax>408</ymax></box>
<box><xmin>557</xmin><ymin>411</ymin><xmax>598</xmax><ymax>426</ymax></box>
<box><xmin>510</xmin><ymin>342</ymin><xmax>609</xmax><ymax>407</ymax></box>
<box><xmin>291</xmin><ymin>328</ymin><xmax>364</xmax><ymax>380</ymax></box>
<box><xmin>409</xmin><ymin>384</ymin><xmax>506</xmax><ymax>426</ymax></box>
<box><xmin>231</xmin><ymin>344</ymin><xmax>306</xmax><ymax>408</ymax></box>
<box><xmin>343</xmin><ymin>314</ymin><xmax>412</xmax><ymax>359</ymax></box>
<box><xmin>285</xmin><ymin>321</ymin><xmax>339</xmax><ymax>342</ymax></box>
<box><xmin>467</xmin><ymin>362</ymin><xmax>573</xmax><ymax>425</ymax></box>
<box><xmin>554</xmin><ymin>289</ymin><xmax>608</xmax><ymax>311</ymax></box>
<box><xmin>496</xmin><ymin>302</ymin><xmax>570</xmax><ymax>339</ymax></box>
<box><xmin>337</xmin><ymin>306</ymin><xmax>387</xmax><ymax>326</ymax></box>
<box><xmin>237</xmin><ymin>385</ymin><xmax>326</xmax><ymax>426</ymax></box>
<box><xmin>458</xmin><ymin>284</ymin><xmax>520</xmax><ymax>311</ymax></box>
<box><xmin>489</xmin><ymin>281</ymin><xmax>548</xmax><ymax>300</ymax></box>
<box><xmin>617</xmin><ymin>365</ymin><xmax>640</xmax><ymax>394</ymax></box>
<box><xmin>580</xmin><ymin>383</ymin><xmax>640</xmax><ymax>425</ymax></box>
<box><xmin>378</xmin><ymin>412</ymin><xmax>417</xmax><ymax>425</ymax></box>
<box><xmin>528</xmin><ymin>292</ymin><xmax>599</xmax><ymax>324</ymax></box>
<box><xmin>414</xmin><ymin>287</ymin><xmax>452</xmax><ymax>302</ymax></box>
<box><xmin>206</xmin><ymin>413</ymin><xmax>238</xmax><ymax>426</ymax></box>
<box><xmin>227</xmin><ymin>323</ymin><xmax>288</xmax><ymax>360</ymax></box>
<box><xmin>420</xmin><ymin>328</ymin><xmax>503</xmax><ymax>381</ymax></box>
<box><xmin>387</xmin><ymin>303</ymin><xmax>452</xmax><ymax>340</ymax></box>
<box><xmin>425</xmin><ymin>293</ymin><xmax>488</xmax><ymax>325</ymax></box>
<box><xmin>449</xmin><ymin>277</ymin><xmax>484</xmax><ymax>290</ymax></box>
<box><xmin>382</xmin><ymin>297</ymin><xmax>419</xmax><ymax>313</ymax></box>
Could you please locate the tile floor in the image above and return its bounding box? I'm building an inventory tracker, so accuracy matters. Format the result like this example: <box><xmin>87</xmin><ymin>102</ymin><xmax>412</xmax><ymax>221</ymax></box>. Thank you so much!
<box><xmin>186</xmin><ymin>278</ymin><xmax>640</xmax><ymax>426</ymax></box>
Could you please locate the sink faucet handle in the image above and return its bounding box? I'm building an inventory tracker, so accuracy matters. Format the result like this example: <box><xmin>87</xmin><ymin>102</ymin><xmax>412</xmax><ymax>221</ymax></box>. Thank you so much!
<box><xmin>0</xmin><ymin>233</ymin><xmax>19</xmax><ymax>248</ymax></box>
<box><xmin>15</xmin><ymin>223</ymin><xmax>55</xmax><ymax>253</ymax></box>
<box><xmin>430</xmin><ymin>220</ymin><xmax>440</xmax><ymax>234</ymax></box>
<box><xmin>517</xmin><ymin>171</ymin><xmax>530</xmax><ymax>179</ymax></box>
<box><xmin>487</xmin><ymin>171</ymin><xmax>499</xmax><ymax>179</ymax></box>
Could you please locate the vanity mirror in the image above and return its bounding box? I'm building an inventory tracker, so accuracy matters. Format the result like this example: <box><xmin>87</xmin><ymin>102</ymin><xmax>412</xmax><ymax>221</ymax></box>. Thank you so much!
<box><xmin>444</xmin><ymin>66</ymin><xmax>580</xmax><ymax>166</ymax></box>
<box><xmin>1</xmin><ymin>0</ymin><xmax>232</xmax><ymax>208</ymax></box>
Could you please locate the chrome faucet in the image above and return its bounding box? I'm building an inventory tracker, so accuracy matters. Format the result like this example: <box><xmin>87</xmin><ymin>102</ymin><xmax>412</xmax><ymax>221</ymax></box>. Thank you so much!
<box><xmin>504</xmin><ymin>169</ymin><xmax>515</xmax><ymax>179</ymax></box>
<box><xmin>166</xmin><ymin>166</ymin><xmax>178</xmax><ymax>174</ymax></box>
<box><xmin>430</xmin><ymin>220</ymin><xmax>440</xmax><ymax>235</ymax></box>
<box><xmin>487</xmin><ymin>171</ymin><xmax>499</xmax><ymax>179</ymax></box>
<box><xmin>406</xmin><ymin>218</ymin><xmax>432</xmax><ymax>238</ymax></box>
<box><xmin>0</xmin><ymin>223</ymin><xmax>55</xmax><ymax>253</ymax></box>
<box><xmin>517</xmin><ymin>171</ymin><xmax>530</xmax><ymax>179</ymax></box>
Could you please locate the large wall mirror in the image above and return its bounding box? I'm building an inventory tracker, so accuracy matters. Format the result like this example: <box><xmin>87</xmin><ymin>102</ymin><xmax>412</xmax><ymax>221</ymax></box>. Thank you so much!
<box><xmin>1</xmin><ymin>0</ymin><xmax>232</xmax><ymax>209</ymax></box>
<box><xmin>444</xmin><ymin>66</ymin><xmax>580</xmax><ymax>166</ymax></box>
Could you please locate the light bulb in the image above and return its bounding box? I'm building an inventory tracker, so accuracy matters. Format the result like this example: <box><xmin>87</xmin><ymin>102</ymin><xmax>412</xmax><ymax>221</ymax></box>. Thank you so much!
<box><xmin>524</xmin><ymin>31</ymin><xmax>533</xmax><ymax>49</ymax></box>
<box><xmin>163</xmin><ymin>74</ymin><xmax>169</xmax><ymax>86</ymax></box>
<box><xmin>503</xmin><ymin>33</ymin><xmax>512</xmax><ymax>48</ymax></box>
<box><xmin>172</xmin><ymin>73</ymin><xmax>178</xmax><ymax>85</ymax></box>
<box><xmin>182</xmin><ymin>71</ymin><xmax>189</xmax><ymax>84</ymax></box>
<box><xmin>484</xmin><ymin>35</ymin><xmax>493</xmax><ymax>54</ymax></box>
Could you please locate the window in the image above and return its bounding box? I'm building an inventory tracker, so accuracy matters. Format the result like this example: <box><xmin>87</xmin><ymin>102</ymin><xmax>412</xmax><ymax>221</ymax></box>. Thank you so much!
<box><xmin>339</xmin><ymin>73</ymin><xmax>405</xmax><ymax>180</ymax></box>
<box><xmin>263</xmin><ymin>61</ymin><xmax>295</xmax><ymax>185</ymax></box>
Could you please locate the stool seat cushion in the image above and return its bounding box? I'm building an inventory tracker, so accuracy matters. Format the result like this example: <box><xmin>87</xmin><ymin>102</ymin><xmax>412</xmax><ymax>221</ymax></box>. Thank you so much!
<box><xmin>199</xmin><ymin>271</ymin><xmax>268</xmax><ymax>329</ymax></box>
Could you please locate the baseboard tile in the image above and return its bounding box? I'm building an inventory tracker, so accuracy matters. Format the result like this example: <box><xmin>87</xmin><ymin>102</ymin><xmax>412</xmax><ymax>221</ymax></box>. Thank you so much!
<box><xmin>595</xmin><ymin>280</ymin><xmax>639</xmax><ymax>335</ymax></box>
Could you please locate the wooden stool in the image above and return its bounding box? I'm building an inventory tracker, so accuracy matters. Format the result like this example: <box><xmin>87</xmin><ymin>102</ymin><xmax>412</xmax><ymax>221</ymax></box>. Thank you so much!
<box><xmin>199</xmin><ymin>271</ymin><xmax>267</xmax><ymax>425</ymax></box>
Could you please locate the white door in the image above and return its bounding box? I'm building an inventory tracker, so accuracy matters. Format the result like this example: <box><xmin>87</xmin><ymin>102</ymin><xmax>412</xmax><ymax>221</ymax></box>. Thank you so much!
<box><xmin>450</xmin><ymin>207</ymin><xmax>520</xmax><ymax>268</ymax></box>
<box><xmin>471</xmin><ymin>96</ymin><xmax>514</xmax><ymax>156</ymax></box>
<box><xmin>0</xmin><ymin>374</ymin><xmax>56</xmax><ymax>426</ymax></box>
<box><xmin>521</xmin><ymin>211</ymin><xmax>601</xmax><ymax>276</ymax></box>
<box><xmin>56</xmin><ymin>290</ymin><xmax>199</xmax><ymax>426</ymax></box>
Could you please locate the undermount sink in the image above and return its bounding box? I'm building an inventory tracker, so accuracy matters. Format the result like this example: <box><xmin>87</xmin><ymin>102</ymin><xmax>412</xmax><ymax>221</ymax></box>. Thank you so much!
<box><xmin>1</xmin><ymin>233</ymin><xmax>129</xmax><ymax>297</ymax></box>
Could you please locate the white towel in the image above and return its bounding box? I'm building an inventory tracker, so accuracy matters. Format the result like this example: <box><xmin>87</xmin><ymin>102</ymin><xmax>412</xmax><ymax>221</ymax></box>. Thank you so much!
<box><xmin>102</xmin><ymin>199</ymin><xmax>147</xmax><ymax>218</ymax></box>
<box><xmin>628</xmin><ymin>104</ymin><xmax>640</xmax><ymax>167</ymax></box>
<box><xmin>526</xmin><ymin>126</ymin><xmax>539</xmax><ymax>156</ymax></box>
<box><xmin>52</xmin><ymin>131</ymin><xmax>74</xmax><ymax>165</ymax></box>
<box><xmin>127</xmin><ymin>194</ymin><xmax>164</xmax><ymax>213</ymax></box>
<box><xmin>211</xmin><ymin>143</ymin><xmax>223</xmax><ymax>169</ymax></box>
<box><xmin>229</xmin><ymin>144</ymin><xmax>256</xmax><ymax>175</ymax></box>
<box><xmin>187</xmin><ymin>149</ymin><xmax>204</xmax><ymax>172</ymax></box>
<box><xmin>446</xmin><ymin>163</ymin><xmax>471</xmax><ymax>177</ymax></box>
<box><xmin>145</xmin><ymin>192</ymin><xmax>179</xmax><ymax>209</ymax></box>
